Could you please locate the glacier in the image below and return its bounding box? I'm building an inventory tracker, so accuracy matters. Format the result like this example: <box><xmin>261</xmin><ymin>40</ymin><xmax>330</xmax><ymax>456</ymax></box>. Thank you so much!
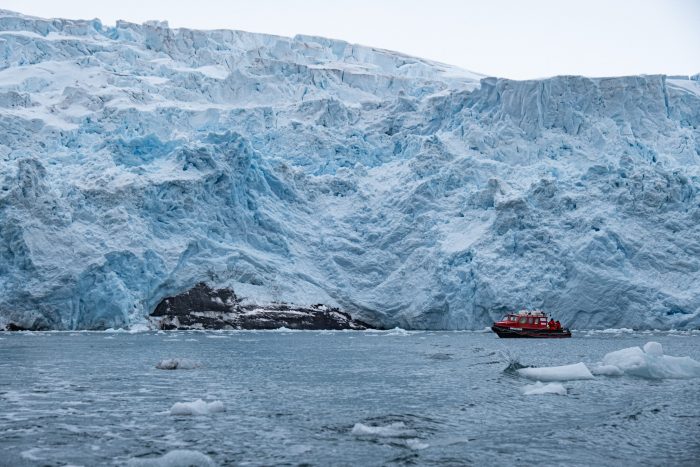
<box><xmin>1</xmin><ymin>9</ymin><xmax>700</xmax><ymax>330</ymax></box>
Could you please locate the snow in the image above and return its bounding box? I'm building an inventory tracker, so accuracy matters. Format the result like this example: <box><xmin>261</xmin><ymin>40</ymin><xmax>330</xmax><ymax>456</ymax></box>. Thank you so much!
<box><xmin>1</xmin><ymin>9</ymin><xmax>700</xmax><ymax>331</ymax></box>
<box><xmin>599</xmin><ymin>341</ymin><xmax>700</xmax><ymax>379</ymax></box>
<box><xmin>517</xmin><ymin>362</ymin><xmax>594</xmax><ymax>381</ymax></box>
<box><xmin>169</xmin><ymin>399</ymin><xmax>225</xmax><ymax>416</ymax></box>
<box><xmin>126</xmin><ymin>450</ymin><xmax>215</xmax><ymax>467</ymax></box>
<box><xmin>520</xmin><ymin>382</ymin><xmax>567</xmax><ymax>396</ymax></box>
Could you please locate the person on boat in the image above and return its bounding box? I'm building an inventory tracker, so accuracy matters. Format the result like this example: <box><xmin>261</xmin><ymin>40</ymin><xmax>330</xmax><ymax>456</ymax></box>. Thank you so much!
<box><xmin>555</xmin><ymin>320</ymin><xmax>561</xmax><ymax>330</ymax></box>
<box><xmin>548</xmin><ymin>318</ymin><xmax>556</xmax><ymax>329</ymax></box>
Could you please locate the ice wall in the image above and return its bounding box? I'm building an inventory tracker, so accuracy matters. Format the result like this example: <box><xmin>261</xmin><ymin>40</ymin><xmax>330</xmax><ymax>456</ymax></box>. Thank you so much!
<box><xmin>1</xmin><ymin>10</ymin><xmax>699</xmax><ymax>329</ymax></box>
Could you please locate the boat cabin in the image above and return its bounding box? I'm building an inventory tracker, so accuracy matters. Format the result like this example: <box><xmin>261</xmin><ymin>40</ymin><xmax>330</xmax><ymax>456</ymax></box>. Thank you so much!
<box><xmin>491</xmin><ymin>310</ymin><xmax>570</xmax><ymax>338</ymax></box>
<box><xmin>495</xmin><ymin>310</ymin><xmax>550</xmax><ymax>329</ymax></box>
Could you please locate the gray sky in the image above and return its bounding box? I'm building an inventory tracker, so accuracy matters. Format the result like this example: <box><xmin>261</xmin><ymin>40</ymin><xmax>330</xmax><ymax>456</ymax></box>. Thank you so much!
<box><xmin>5</xmin><ymin>0</ymin><xmax>699</xmax><ymax>79</ymax></box>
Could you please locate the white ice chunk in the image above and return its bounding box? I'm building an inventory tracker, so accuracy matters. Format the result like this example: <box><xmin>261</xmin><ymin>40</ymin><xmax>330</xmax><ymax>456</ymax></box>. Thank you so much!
<box><xmin>126</xmin><ymin>449</ymin><xmax>215</xmax><ymax>467</ymax></box>
<box><xmin>600</xmin><ymin>342</ymin><xmax>700</xmax><ymax>379</ymax></box>
<box><xmin>405</xmin><ymin>439</ymin><xmax>430</xmax><ymax>450</ymax></box>
<box><xmin>351</xmin><ymin>422</ymin><xmax>415</xmax><ymax>437</ymax></box>
<box><xmin>169</xmin><ymin>399</ymin><xmax>225</xmax><ymax>416</ymax></box>
<box><xmin>517</xmin><ymin>362</ymin><xmax>594</xmax><ymax>381</ymax></box>
<box><xmin>520</xmin><ymin>381</ymin><xmax>567</xmax><ymax>396</ymax></box>
<box><xmin>598</xmin><ymin>328</ymin><xmax>635</xmax><ymax>334</ymax></box>
<box><xmin>128</xmin><ymin>322</ymin><xmax>151</xmax><ymax>333</ymax></box>
<box><xmin>155</xmin><ymin>358</ymin><xmax>200</xmax><ymax>370</ymax></box>
<box><xmin>589</xmin><ymin>364</ymin><xmax>624</xmax><ymax>376</ymax></box>
<box><xmin>643</xmin><ymin>341</ymin><xmax>663</xmax><ymax>356</ymax></box>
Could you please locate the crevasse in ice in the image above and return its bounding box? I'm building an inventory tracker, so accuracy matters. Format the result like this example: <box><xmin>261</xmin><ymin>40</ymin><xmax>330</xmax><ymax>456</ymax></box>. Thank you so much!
<box><xmin>1</xmin><ymin>10</ymin><xmax>700</xmax><ymax>330</ymax></box>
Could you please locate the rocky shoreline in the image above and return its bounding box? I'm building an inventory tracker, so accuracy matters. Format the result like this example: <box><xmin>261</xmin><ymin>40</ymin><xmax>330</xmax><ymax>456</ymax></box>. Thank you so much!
<box><xmin>150</xmin><ymin>283</ymin><xmax>374</xmax><ymax>331</ymax></box>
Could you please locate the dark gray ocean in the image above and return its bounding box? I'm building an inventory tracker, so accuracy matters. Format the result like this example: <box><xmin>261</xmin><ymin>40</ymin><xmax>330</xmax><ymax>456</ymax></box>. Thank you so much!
<box><xmin>1</xmin><ymin>330</ymin><xmax>699</xmax><ymax>466</ymax></box>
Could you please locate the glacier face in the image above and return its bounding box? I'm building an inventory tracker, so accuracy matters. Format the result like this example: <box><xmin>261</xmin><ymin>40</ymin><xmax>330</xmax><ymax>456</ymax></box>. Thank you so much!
<box><xmin>1</xmin><ymin>10</ymin><xmax>700</xmax><ymax>330</ymax></box>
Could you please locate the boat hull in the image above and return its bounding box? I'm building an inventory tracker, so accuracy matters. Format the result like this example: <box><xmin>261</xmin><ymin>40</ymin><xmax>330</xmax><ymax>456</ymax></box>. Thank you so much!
<box><xmin>491</xmin><ymin>325</ymin><xmax>571</xmax><ymax>338</ymax></box>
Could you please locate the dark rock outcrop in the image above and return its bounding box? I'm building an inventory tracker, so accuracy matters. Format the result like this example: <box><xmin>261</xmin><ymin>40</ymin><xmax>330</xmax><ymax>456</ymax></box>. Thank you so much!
<box><xmin>151</xmin><ymin>283</ymin><xmax>374</xmax><ymax>330</ymax></box>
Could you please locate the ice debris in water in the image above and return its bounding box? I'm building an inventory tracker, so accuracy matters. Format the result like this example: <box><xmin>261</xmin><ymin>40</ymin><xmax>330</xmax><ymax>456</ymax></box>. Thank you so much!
<box><xmin>128</xmin><ymin>322</ymin><xmax>152</xmax><ymax>333</ymax></box>
<box><xmin>126</xmin><ymin>449</ymin><xmax>215</xmax><ymax>467</ymax></box>
<box><xmin>351</xmin><ymin>422</ymin><xmax>415</xmax><ymax>437</ymax></box>
<box><xmin>588</xmin><ymin>365</ymin><xmax>624</xmax><ymax>376</ymax></box>
<box><xmin>169</xmin><ymin>399</ymin><xmax>225</xmax><ymax>416</ymax></box>
<box><xmin>597</xmin><ymin>341</ymin><xmax>700</xmax><ymax>379</ymax></box>
<box><xmin>517</xmin><ymin>362</ymin><xmax>594</xmax><ymax>381</ymax></box>
<box><xmin>405</xmin><ymin>439</ymin><xmax>430</xmax><ymax>450</ymax></box>
<box><xmin>155</xmin><ymin>358</ymin><xmax>200</xmax><ymax>370</ymax></box>
<box><xmin>521</xmin><ymin>382</ymin><xmax>568</xmax><ymax>396</ymax></box>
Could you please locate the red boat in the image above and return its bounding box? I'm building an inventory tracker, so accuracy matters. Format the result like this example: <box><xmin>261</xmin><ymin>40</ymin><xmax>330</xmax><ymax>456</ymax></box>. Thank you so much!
<box><xmin>491</xmin><ymin>310</ymin><xmax>571</xmax><ymax>338</ymax></box>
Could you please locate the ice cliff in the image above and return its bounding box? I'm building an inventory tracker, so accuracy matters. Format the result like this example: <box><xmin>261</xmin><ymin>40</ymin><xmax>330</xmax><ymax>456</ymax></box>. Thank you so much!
<box><xmin>1</xmin><ymin>10</ymin><xmax>699</xmax><ymax>330</ymax></box>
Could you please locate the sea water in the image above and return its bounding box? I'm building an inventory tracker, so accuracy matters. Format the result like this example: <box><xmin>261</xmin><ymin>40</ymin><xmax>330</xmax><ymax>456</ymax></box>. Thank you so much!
<box><xmin>0</xmin><ymin>330</ymin><xmax>698</xmax><ymax>466</ymax></box>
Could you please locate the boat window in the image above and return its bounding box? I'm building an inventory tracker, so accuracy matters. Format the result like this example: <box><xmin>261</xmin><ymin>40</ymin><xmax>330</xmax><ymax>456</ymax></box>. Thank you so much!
<box><xmin>518</xmin><ymin>316</ymin><xmax>527</xmax><ymax>324</ymax></box>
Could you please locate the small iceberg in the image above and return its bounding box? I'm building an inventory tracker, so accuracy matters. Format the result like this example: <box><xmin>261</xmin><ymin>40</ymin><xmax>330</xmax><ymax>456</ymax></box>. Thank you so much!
<box><xmin>169</xmin><ymin>399</ymin><xmax>225</xmax><ymax>416</ymax></box>
<box><xmin>517</xmin><ymin>362</ymin><xmax>594</xmax><ymax>381</ymax></box>
<box><xmin>351</xmin><ymin>422</ymin><xmax>415</xmax><ymax>437</ymax></box>
<box><xmin>126</xmin><ymin>449</ymin><xmax>215</xmax><ymax>466</ymax></box>
<box><xmin>521</xmin><ymin>381</ymin><xmax>567</xmax><ymax>396</ymax></box>
<box><xmin>384</xmin><ymin>327</ymin><xmax>412</xmax><ymax>336</ymax></box>
<box><xmin>155</xmin><ymin>358</ymin><xmax>200</xmax><ymax>370</ymax></box>
<box><xmin>589</xmin><ymin>364</ymin><xmax>624</xmax><ymax>376</ymax></box>
<box><xmin>405</xmin><ymin>439</ymin><xmax>430</xmax><ymax>450</ymax></box>
<box><xmin>599</xmin><ymin>341</ymin><xmax>700</xmax><ymax>379</ymax></box>
<box><xmin>128</xmin><ymin>322</ymin><xmax>152</xmax><ymax>333</ymax></box>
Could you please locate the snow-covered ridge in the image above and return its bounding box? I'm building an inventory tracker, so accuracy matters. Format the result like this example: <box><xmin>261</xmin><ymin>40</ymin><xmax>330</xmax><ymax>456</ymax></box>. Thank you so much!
<box><xmin>0</xmin><ymin>10</ymin><xmax>699</xmax><ymax>330</ymax></box>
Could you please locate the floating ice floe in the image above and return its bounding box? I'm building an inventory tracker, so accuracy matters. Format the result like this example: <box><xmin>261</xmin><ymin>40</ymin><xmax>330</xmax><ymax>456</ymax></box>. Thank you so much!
<box><xmin>517</xmin><ymin>362</ymin><xmax>594</xmax><ymax>381</ymax></box>
<box><xmin>130</xmin><ymin>323</ymin><xmax>151</xmax><ymax>333</ymax></box>
<box><xmin>597</xmin><ymin>328</ymin><xmax>635</xmax><ymax>334</ymax></box>
<box><xmin>384</xmin><ymin>328</ymin><xmax>413</xmax><ymax>336</ymax></box>
<box><xmin>155</xmin><ymin>358</ymin><xmax>200</xmax><ymax>370</ymax></box>
<box><xmin>597</xmin><ymin>341</ymin><xmax>700</xmax><ymax>379</ymax></box>
<box><xmin>588</xmin><ymin>364</ymin><xmax>624</xmax><ymax>376</ymax></box>
<box><xmin>520</xmin><ymin>382</ymin><xmax>567</xmax><ymax>396</ymax></box>
<box><xmin>405</xmin><ymin>439</ymin><xmax>430</xmax><ymax>450</ymax></box>
<box><xmin>169</xmin><ymin>399</ymin><xmax>225</xmax><ymax>416</ymax></box>
<box><xmin>126</xmin><ymin>449</ymin><xmax>216</xmax><ymax>466</ymax></box>
<box><xmin>351</xmin><ymin>422</ymin><xmax>415</xmax><ymax>437</ymax></box>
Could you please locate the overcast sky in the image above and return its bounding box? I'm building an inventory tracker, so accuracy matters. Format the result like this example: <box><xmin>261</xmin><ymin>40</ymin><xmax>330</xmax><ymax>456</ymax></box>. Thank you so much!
<box><xmin>5</xmin><ymin>0</ymin><xmax>699</xmax><ymax>79</ymax></box>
